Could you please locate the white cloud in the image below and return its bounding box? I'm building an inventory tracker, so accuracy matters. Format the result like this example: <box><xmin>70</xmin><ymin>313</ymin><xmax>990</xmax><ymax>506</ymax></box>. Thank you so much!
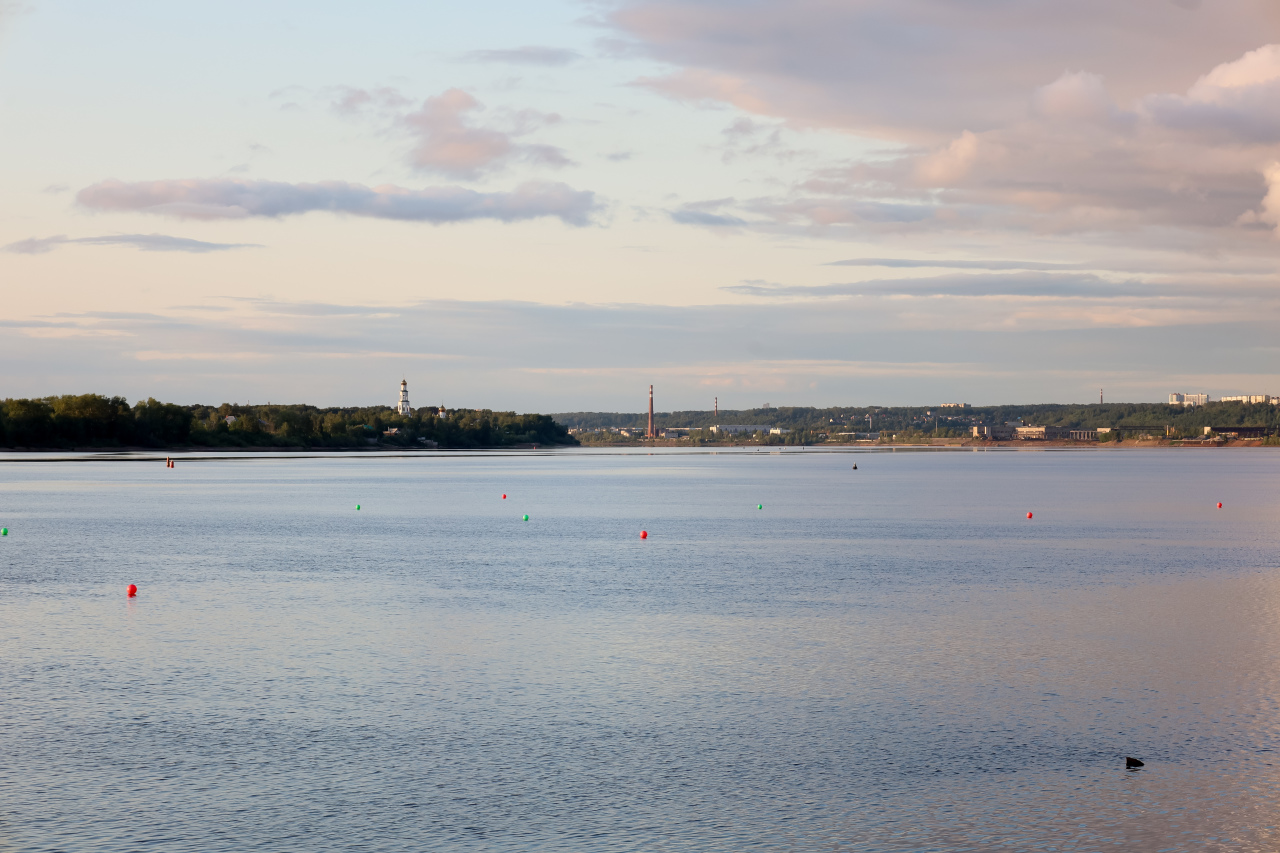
<box><xmin>1190</xmin><ymin>43</ymin><xmax>1280</xmax><ymax>99</ymax></box>
<box><xmin>1239</xmin><ymin>160</ymin><xmax>1280</xmax><ymax>234</ymax></box>
<box><xmin>612</xmin><ymin>0</ymin><xmax>1280</xmax><ymax>259</ymax></box>
<box><xmin>1033</xmin><ymin>73</ymin><xmax>1121</xmax><ymax>124</ymax></box>
<box><xmin>611</xmin><ymin>0</ymin><xmax>1280</xmax><ymax>137</ymax></box>
<box><xmin>915</xmin><ymin>131</ymin><xmax>980</xmax><ymax>186</ymax></box>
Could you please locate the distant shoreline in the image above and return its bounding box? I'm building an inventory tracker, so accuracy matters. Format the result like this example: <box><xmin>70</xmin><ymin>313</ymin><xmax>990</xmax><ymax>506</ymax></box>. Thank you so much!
<box><xmin>0</xmin><ymin>443</ymin><xmax>551</xmax><ymax>454</ymax></box>
<box><xmin>563</xmin><ymin>437</ymin><xmax>1277</xmax><ymax>449</ymax></box>
<box><xmin>1</xmin><ymin>438</ymin><xmax>1276</xmax><ymax>457</ymax></box>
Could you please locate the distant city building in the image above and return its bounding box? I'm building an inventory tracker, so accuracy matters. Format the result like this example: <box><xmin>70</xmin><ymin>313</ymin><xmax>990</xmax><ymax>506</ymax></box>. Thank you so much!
<box><xmin>939</xmin><ymin>403</ymin><xmax>971</xmax><ymax>408</ymax></box>
<box><xmin>1169</xmin><ymin>393</ymin><xmax>1209</xmax><ymax>407</ymax></box>
<box><xmin>971</xmin><ymin>422</ymin><xmax>1068</xmax><ymax>440</ymax></box>
<box><xmin>769</xmin><ymin>428</ymin><xmax>791</xmax><ymax>435</ymax></box>
<box><xmin>710</xmin><ymin>424</ymin><xmax>773</xmax><ymax>435</ymax></box>
<box><xmin>395</xmin><ymin>379</ymin><xmax>412</xmax><ymax>415</ymax></box>
<box><xmin>1070</xmin><ymin>429</ymin><xmax>1099</xmax><ymax>441</ymax></box>
<box><xmin>1205</xmin><ymin>425</ymin><xmax>1273</xmax><ymax>437</ymax></box>
<box><xmin>972</xmin><ymin>425</ymin><xmax>1014</xmax><ymax>440</ymax></box>
<box><xmin>1220</xmin><ymin>395</ymin><xmax>1271</xmax><ymax>404</ymax></box>
<box><xmin>1014</xmin><ymin>425</ymin><xmax>1070</xmax><ymax>440</ymax></box>
<box><xmin>660</xmin><ymin>428</ymin><xmax>691</xmax><ymax>438</ymax></box>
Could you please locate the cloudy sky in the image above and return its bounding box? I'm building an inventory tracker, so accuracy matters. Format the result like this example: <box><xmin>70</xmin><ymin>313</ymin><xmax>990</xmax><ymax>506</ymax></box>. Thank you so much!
<box><xmin>2</xmin><ymin>0</ymin><xmax>1279</xmax><ymax>410</ymax></box>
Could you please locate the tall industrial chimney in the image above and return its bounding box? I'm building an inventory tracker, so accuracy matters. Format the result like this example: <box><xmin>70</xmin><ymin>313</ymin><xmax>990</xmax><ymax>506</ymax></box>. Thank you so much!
<box><xmin>648</xmin><ymin>385</ymin><xmax>655</xmax><ymax>438</ymax></box>
<box><xmin>715</xmin><ymin>396</ymin><xmax>718</xmax><ymax>418</ymax></box>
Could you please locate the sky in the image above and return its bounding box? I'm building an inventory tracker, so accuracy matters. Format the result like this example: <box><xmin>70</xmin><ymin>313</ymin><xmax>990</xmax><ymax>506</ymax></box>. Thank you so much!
<box><xmin>2</xmin><ymin>0</ymin><xmax>1279</xmax><ymax>411</ymax></box>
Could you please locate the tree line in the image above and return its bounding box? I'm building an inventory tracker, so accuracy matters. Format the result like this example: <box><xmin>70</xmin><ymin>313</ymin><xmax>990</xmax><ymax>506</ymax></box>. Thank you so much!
<box><xmin>554</xmin><ymin>402</ymin><xmax>1280</xmax><ymax>437</ymax></box>
<box><xmin>0</xmin><ymin>395</ymin><xmax>576</xmax><ymax>449</ymax></box>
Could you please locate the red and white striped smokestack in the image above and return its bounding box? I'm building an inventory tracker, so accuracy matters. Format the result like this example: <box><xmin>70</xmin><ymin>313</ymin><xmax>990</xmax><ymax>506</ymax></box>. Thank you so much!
<box><xmin>648</xmin><ymin>385</ymin><xmax>654</xmax><ymax>438</ymax></box>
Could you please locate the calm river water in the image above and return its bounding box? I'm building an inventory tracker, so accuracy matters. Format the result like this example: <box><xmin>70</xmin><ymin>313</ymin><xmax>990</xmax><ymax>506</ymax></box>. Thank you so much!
<box><xmin>2</xmin><ymin>447</ymin><xmax>1280</xmax><ymax>852</ymax></box>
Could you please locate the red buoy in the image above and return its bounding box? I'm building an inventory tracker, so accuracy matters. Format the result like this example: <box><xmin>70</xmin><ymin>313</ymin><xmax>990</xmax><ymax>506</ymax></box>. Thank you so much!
<box><xmin>640</xmin><ymin>530</ymin><xmax>648</xmax><ymax>539</ymax></box>
<box><xmin>1217</xmin><ymin>502</ymin><xmax>1223</xmax><ymax>509</ymax></box>
<box><xmin>127</xmin><ymin>584</ymin><xmax>137</xmax><ymax>597</ymax></box>
<box><xmin>1027</xmin><ymin>512</ymin><xmax>1033</xmax><ymax>519</ymax></box>
<box><xmin>502</xmin><ymin>494</ymin><xmax>507</xmax><ymax>499</ymax></box>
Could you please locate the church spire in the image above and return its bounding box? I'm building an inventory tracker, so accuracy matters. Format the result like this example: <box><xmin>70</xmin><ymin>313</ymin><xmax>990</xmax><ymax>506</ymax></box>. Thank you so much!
<box><xmin>395</xmin><ymin>378</ymin><xmax>412</xmax><ymax>415</ymax></box>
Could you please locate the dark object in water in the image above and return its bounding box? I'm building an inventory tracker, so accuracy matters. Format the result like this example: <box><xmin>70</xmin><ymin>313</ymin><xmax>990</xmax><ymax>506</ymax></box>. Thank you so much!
<box><xmin>852</xmin><ymin>464</ymin><xmax>858</xmax><ymax>470</ymax></box>
<box><xmin>1125</xmin><ymin>756</ymin><xmax>1144</xmax><ymax>768</ymax></box>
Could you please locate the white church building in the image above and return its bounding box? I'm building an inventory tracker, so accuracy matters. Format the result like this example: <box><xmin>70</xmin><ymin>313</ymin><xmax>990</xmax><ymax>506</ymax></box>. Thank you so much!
<box><xmin>394</xmin><ymin>379</ymin><xmax>445</xmax><ymax>416</ymax></box>
<box><xmin>395</xmin><ymin>379</ymin><xmax>412</xmax><ymax>415</ymax></box>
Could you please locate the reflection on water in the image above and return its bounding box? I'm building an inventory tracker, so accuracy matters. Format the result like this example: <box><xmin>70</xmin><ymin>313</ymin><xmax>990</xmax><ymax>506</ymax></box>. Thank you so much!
<box><xmin>2</xmin><ymin>448</ymin><xmax>1279</xmax><ymax>851</ymax></box>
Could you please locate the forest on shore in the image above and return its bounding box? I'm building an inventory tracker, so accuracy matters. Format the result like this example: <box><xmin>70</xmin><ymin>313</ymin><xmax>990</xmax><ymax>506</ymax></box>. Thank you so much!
<box><xmin>0</xmin><ymin>395</ymin><xmax>576</xmax><ymax>449</ymax></box>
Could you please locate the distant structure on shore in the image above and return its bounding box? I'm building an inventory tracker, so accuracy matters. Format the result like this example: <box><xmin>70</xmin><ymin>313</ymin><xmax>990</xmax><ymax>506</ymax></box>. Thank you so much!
<box><xmin>1170</xmin><ymin>391</ymin><xmax>1276</xmax><ymax>406</ymax></box>
<box><xmin>939</xmin><ymin>403</ymin><xmax>970</xmax><ymax>408</ymax></box>
<box><xmin>710</xmin><ymin>424</ymin><xmax>774</xmax><ymax>435</ymax></box>
<box><xmin>395</xmin><ymin>379</ymin><xmax>412</xmax><ymax>415</ymax></box>
<box><xmin>647</xmin><ymin>385</ymin><xmax>655</xmax><ymax>438</ymax></box>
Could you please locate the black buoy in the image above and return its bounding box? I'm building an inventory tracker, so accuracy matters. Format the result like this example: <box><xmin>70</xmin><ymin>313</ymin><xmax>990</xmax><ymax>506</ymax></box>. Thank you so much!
<box><xmin>852</xmin><ymin>463</ymin><xmax>858</xmax><ymax>470</ymax></box>
<box><xmin>1125</xmin><ymin>756</ymin><xmax>1144</xmax><ymax>769</ymax></box>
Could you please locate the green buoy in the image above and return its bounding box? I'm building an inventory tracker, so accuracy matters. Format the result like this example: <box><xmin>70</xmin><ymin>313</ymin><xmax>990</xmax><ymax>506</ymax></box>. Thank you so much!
<box><xmin>1</xmin><ymin>527</ymin><xmax>7</xmax><ymax>536</ymax></box>
<box><xmin>522</xmin><ymin>514</ymin><xmax>529</xmax><ymax>521</ymax></box>
<box><xmin>757</xmin><ymin>504</ymin><xmax>763</xmax><ymax>510</ymax></box>
<box><xmin>356</xmin><ymin>504</ymin><xmax>361</xmax><ymax>510</ymax></box>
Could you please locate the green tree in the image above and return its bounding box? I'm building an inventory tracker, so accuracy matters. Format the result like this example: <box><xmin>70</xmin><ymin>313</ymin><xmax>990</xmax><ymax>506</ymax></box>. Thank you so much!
<box><xmin>133</xmin><ymin>398</ymin><xmax>193</xmax><ymax>446</ymax></box>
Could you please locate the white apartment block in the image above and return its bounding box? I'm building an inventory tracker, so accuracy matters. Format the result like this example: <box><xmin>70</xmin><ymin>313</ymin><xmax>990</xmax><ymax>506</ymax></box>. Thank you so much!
<box><xmin>1220</xmin><ymin>395</ymin><xmax>1272</xmax><ymax>404</ymax></box>
<box><xmin>1169</xmin><ymin>393</ymin><xmax>1209</xmax><ymax>407</ymax></box>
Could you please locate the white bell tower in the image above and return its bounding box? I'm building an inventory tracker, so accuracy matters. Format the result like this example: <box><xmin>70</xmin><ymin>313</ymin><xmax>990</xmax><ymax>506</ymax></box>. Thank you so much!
<box><xmin>395</xmin><ymin>379</ymin><xmax>412</xmax><ymax>415</ymax></box>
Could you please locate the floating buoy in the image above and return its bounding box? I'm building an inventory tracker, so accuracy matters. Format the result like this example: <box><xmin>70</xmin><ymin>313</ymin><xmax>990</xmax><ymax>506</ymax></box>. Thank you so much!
<box><xmin>127</xmin><ymin>584</ymin><xmax>137</xmax><ymax>597</ymax></box>
<box><xmin>757</xmin><ymin>504</ymin><xmax>763</xmax><ymax>510</ymax></box>
<box><xmin>1</xmin><ymin>527</ymin><xmax>7</xmax><ymax>536</ymax></box>
<box><xmin>1217</xmin><ymin>502</ymin><xmax>1223</xmax><ymax>509</ymax></box>
<box><xmin>852</xmin><ymin>464</ymin><xmax>858</xmax><ymax>470</ymax></box>
<box><xmin>1125</xmin><ymin>756</ymin><xmax>1144</xmax><ymax>769</ymax></box>
<box><xmin>1027</xmin><ymin>512</ymin><xmax>1034</xmax><ymax>519</ymax></box>
<box><xmin>640</xmin><ymin>530</ymin><xmax>648</xmax><ymax>539</ymax></box>
<box><xmin>502</xmin><ymin>494</ymin><xmax>507</xmax><ymax>500</ymax></box>
<box><xmin>522</xmin><ymin>514</ymin><xmax>529</xmax><ymax>521</ymax></box>
<box><xmin>356</xmin><ymin>504</ymin><xmax>361</xmax><ymax>510</ymax></box>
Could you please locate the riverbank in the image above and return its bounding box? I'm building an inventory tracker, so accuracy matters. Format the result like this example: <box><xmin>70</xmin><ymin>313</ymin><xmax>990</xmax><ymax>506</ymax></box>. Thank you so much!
<box><xmin>577</xmin><ymin>437</ymin><xmax>1278</xmax><ymax>449</ymax></box>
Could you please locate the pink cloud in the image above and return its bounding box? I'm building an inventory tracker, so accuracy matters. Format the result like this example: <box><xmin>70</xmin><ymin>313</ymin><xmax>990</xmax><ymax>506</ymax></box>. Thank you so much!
<box><xmin>401</xmin><ymin>89</ymin><xmax>572</xmax><ymax>178</ymax></box>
